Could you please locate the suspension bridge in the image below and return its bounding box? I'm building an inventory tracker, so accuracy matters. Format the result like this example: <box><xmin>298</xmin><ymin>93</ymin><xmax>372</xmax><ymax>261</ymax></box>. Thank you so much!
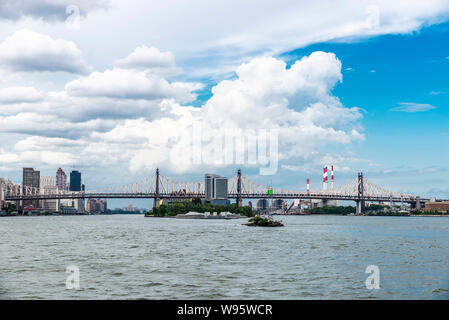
<box><xmin>1</xmin><ymin>168</ymin><xmax>440</xmax><ymax>214</ymax></box>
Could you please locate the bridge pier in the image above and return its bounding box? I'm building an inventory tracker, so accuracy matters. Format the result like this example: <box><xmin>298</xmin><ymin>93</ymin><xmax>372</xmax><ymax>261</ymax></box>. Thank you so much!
<box><xmin>355</xmin><ymin>172</ymin><xmax>365</xmax><ymax>215</ymax></box>
<box><xmin>154</xmin><ymin>198</ymin><xmax>162</xmax><ymax>208</ymax></box>
<box><xmin>236</xmin><ymin>198</ymin><xmax>242</xmax><ymax>207</ymax></box>
<box><xmin>356</xmin><ymin>200</ymin><xmax>364</xmax><ymax>215</ymax></box>
<box><xmin>236</xmin><ymin>169</ymin><xmax>242</xmax><ymax>207</ymax></box>
<box><xmin>412</xmin><ymin>196</ymin><xmax>421</xmax><ymax>210</ymax></box>
<box><xmin>153</xmin><ymin>168</ymin><xmax>161</xmax><ymax>209</ymax></box>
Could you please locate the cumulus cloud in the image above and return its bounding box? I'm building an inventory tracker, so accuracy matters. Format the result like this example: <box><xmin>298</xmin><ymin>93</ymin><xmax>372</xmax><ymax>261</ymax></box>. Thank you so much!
<box><xmin>0</xmin><ymin>113</ymin><xmax>116</xmax><ymax>138</ymax></box>
<box><xmin>0</xmin><ymin>29</ymin><xmax>90</xmax><ymax>74</ymax></box>
<box><xmin>114</xmin><ymin>46</ymin><xmax>179</xmax><ymax>76</ymax></box>
<box><xmin>94</xmin><ymin>52</ymin><xmax>363</xmax><ymax>173</ymax></box>
<box><xmin>390</xmin><ymin>102</ymin><xmax>437</xmax><ymax>112</ymax></box>
<box><xmin>0</xmin><ymin>51</ymin><xmax>363</xmax><ymax>180</ymax></box>
<box><xmin>0</xmin><ymin>0</ymin><xmax>109</xmax><ymax>21</ymax></box>
<box><xmin>0</xmin><ymin>86</ymin><xmax>43</xmax><ymax>104</ymax></box>
<box><xmin>65</xmin><ymin>68</ymin><xmax>200</xmax><ymax>102</ymax></box>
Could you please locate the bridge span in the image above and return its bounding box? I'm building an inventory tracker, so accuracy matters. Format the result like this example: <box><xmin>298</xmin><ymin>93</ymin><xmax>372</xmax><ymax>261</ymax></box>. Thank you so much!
<box><xmin>1</xmin><ymin>169</ymin><xmax>444</xmax><ymax>214</ymax></box>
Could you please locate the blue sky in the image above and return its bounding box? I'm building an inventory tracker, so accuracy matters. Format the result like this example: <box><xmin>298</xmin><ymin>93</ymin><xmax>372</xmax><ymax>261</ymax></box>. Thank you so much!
<box><xmin>295</xmin><ymin>23</ymin><xmax>449</xmax><ymax>172</ymax></box>
<box><xmin>0</xmin><ymin>1</ymin><xmax>449</xmax><ymax>209</ymax></box>
<box><xmin>186</xmin><ymin>21</ymin><xmax>449</xmax><ymax>198</ymax></box>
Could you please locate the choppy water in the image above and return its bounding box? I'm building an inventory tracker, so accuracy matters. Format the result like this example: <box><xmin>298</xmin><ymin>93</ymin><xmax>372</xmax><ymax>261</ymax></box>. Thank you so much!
<box><xmin>0</xmin><ymin>215</ymin><xmax>448</xmax><ymax>299</ymax></box>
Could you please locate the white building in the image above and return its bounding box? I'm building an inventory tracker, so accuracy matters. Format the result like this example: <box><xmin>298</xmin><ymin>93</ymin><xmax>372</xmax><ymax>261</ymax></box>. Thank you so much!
<box><xmin>39</xmin><ymin>176</ymin><xmax>58</xmax><ymax>211</ymax></box>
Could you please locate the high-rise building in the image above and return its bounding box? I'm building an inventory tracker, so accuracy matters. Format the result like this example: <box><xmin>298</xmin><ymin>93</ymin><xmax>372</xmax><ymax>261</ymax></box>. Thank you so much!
<box><xmin>69</xmin><ymin>170</ymin><xmax>82</xmax><ymax>191</ymax></box>
<box><xmin>272</xmin><ymin>199</ymin><xmax>284</xmax><ymax>209</ymax></box>
<box><xmin>56</xmin><ymin>168</ymin><xmax>67</xmax><ymax>192</ymax></box>
<box><xmin>22</xmin><ymin>168</ymin><xmax>40</xmax><ymax>207</ymax></box>
<box><xmin>214</xmin><ymin>177</ymin><xmax>228</xmax><ymax>200</ymax></box>
<box><xmin>40</xmin><ymin>176</ymin><xmax>54</xmax><ymax>188</ymax></box>
<box><xmin>256</xmin><ymin>199</ymin><xmax>269</xmax><ymax>210</ymax></box>
<box><xmin>205</xmin><ymin>173</ymin><xmax>228</xmax><ymax>204</ymax></box>
<box><xmin>40</xmin><ymin>176</ymin><xmax>56</xmax><ymax>210</ymax></box>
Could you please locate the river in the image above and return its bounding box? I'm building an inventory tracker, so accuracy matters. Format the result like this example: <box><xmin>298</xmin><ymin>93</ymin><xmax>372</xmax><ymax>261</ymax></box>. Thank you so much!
<box><xmin>0</xmin><ymin>215</ymin><xmax>448</xmax><ymax>299</ymax></box>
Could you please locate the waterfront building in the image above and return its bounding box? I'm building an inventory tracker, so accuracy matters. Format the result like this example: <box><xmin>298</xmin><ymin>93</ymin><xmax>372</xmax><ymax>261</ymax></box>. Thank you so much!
<box><xmin>22</xmin><ymin>168</ymin><xmax>40</xmax><ymax>207</ymax></box>
<box><xmin>39</xmin><ymin>176</ymin><xmax>57</xmax><ymax>211</ymax></box>
<box><xmin>56</xmin><ymin>168</ymin><xmax>67</xmax><ymax>192</ymax></box>
<box><xmin>60</xmin><ymin>198</ymin><xmax>84</xmax><ymax>214</ymax></box>
<box><xmin>69</xmin><ymin>170</ymin><xmax>82</xmax><ymax>191</ymax></box>
<box><xmin>423</xmin><ymin>201</ymin><xmax>449</xmax><ymax>212</ymax></box>
<box><xmin>123</xmin><ymin>203</ymin><xmax>138</xmax><ymax>212</ymax></box>
<box><xmin>272</xmin><ymin>199</ymin><xmax>284</xmax><ymax>209</ymax></box>
<box><xmin>41</xmin><ymin>185</ymin><xmax>58</xmax><ymax>212</ymax></box>
<box><xmin>256</xmin><ymin>199</ymin><xmax>269</xmax><ymax>210</ymax></box>
<box><xmin>87</xmin><ymin>198</ymin><xmax>107</xmax><ymax>214</ymax></box>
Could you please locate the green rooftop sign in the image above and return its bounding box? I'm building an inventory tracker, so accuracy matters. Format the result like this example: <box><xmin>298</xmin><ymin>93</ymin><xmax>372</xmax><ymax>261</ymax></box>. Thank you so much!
<box><xmin>267</xmin><ymin>189</ymin><xmax>273</xmax><ymax>195</ymax></box>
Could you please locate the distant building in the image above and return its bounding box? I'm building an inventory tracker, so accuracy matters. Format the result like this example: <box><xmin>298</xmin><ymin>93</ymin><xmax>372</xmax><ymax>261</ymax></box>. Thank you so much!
<box><xmin>87</xmin><ymin>198</ymin><xmax>107</xmax><ymax>214</ymax></box>
<box><xmin>60</xmin><ymin>206</ymin><xmax>78</xmax><ymax>214</ymax></box>
<box><xmin>56</xmin><ymin>168</ymin><xmax>67</xmax><ymax>192</ymax></box>
<box><xmin>40</xmin><ymin>176</ymin><xmax>54</xmax><ymax>188</ymax></box>
<box><xmin>22</xmin><ymin>168</ymin><xmax>40</xmax><ymax>207</ymax></box>
<box><xmin>60</xmin><ymin>198</ymin><xmax>84</xmax><ymax>214</ymax></box>
<box><xmin>123</xmin><ymin>204</ymin><xmax>138</xmax><ymax>212</ymax></box>
<box><xmin>69</xmin><ymin>170</ymin><xmax>82</xmax><ymax>191</ymax></box>
<box><xmin>423</xmin><ymin>201</ymin><xmax>449</xmax><ymax>212</ymax></box>
<box><xmin>272</xmin><ymin>199</ymin><xmax>284</xmax><ymax>209</ymax></box>
<box><xmin>40</xmin><ymin>176</ymin><xmax>57</xmax><ymax>211</ymax></box>
<box><xmin>256</xmin><ymin>199</ymin><xmax>269</xmax><ymax>210</ymax></box>
<box><xmin>205</xmin><ymin>174</ymin><xmax>229</xmax><ymax>205</ymax></box>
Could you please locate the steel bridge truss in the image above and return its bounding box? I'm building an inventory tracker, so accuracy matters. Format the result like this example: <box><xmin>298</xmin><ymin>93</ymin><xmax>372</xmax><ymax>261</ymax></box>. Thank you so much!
<box><xmin>1</xmin><ymin>170</ymin><xmax>431</xmax><ymax>205</ymax></box>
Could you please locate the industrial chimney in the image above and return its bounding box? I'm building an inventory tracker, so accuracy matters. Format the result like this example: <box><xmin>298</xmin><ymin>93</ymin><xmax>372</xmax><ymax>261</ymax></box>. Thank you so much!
<box><xmin>323</xmin><ymin>167</ymin><xmax>328</xmax><ymax>191</ymax></box>
<box><xmin>331</xmin><ymin>165</ymin><xmax>334</xmax><ymax>191</ymax></box>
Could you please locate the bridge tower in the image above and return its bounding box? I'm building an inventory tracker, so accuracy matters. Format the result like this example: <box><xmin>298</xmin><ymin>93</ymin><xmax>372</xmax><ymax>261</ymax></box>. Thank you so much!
<box><xmin>356</xmin><ymin>172</ymin><xmax>365</xmax><ymax>214</ymax></box>
<box><xmin>237</xmin><ymin>169</ymin><xmax>242</xmax><ymax>207</ymax></box>
<box><xmin>154</xmin><ymin>168</ymin><xmax>161</xmax><ymax>208</ymax></box>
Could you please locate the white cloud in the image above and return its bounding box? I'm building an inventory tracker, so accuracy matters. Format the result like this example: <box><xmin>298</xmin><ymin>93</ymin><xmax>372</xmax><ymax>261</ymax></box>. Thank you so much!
<box><xmin>0</xmin><ymin>86</ymin><xmax>43</xmax><ymax>103</ymax></box>
<box><xmin>0</xmin><ymin>113</ymin><xmax>116</xmax><ymax>138</ymax></box>
<box><xmin>0</xmin><ymin>29</ymin><xmax>90</xmax><ymax>74</ymax></box>
<box><xmin>0</xmin><ymin>51</ymin><xmax>364</xmax><ymax>178</ymax></box>
<box><xmin>71</xmin><ymin>0</ymin><xmax>449</xmax><ymax>78</ymax></box>
<box><xmin>114</xmin><ymin>46</ymin><xmax>179</xmax><ymax>76</ymax></box>
<box><xmin>65</xmin><ymin>68</ymin><xmax>198</xmax><ymax>102</ymax></box>
<box><xmin>390</xmin><ymin>102</ymin><xmax>436</xmax><ymax>112</ymax></box>
<box><xmin>95</xmin><ymin>52</ymin><xmax>363</xmax><ymax>173</ymax></box>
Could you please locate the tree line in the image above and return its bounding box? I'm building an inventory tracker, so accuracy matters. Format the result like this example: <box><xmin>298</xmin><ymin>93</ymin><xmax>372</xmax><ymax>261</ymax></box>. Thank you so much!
<box><xmin>146</xmin><ymin>199</ymin><xmax>253</xmax><ymax>217</ymax></box>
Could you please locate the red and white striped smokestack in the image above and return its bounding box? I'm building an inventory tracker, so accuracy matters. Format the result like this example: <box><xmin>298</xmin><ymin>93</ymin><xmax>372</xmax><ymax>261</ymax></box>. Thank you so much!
<box><xmin>307</xmin><ymin>178</ymin><xmax>310</xmax><ymax>194</ymax></box>
<box><xmin>323</xmin><ymin>167</ymin><xmax>328</xmax><ymax>191</ymax></box>
<box><xmin>331</xmin><ymin>165</ymin><xmax>334</xmax><ymax>191</ymax></box>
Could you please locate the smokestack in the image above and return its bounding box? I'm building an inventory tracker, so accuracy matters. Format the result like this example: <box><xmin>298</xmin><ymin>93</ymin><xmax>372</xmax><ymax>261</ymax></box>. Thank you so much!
<box><xmin>307</xmin><ymin>178</ymin><xmax>310</xmax><ymax>194</ymax></box>
<box><xmin>331</xmin><ymin>165</ymin><xmax>334</xmax><ymax>191</ymax></box>
<box><xmin>323</xmin><ymin>167</ymin><xmax>328</xmax><ymax>191</ymax></box>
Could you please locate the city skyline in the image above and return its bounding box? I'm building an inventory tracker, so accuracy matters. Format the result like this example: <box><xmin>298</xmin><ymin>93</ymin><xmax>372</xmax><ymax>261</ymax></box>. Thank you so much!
<box><xmin>1</xmin><ymin>1</ymin><xmax>448</xmax><ymax>303</ymax></box>
<box><xmin>0</xmin><ymin>1</ymin><xmax>448</xmax><ymax>203</ymax></box>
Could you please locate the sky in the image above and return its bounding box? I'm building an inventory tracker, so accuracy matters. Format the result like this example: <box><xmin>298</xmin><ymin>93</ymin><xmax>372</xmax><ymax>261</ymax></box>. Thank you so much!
<box><xmin>0</xmin><ymin>0</ymin><xmax>448</xmax><ymax>208</ymax></box>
